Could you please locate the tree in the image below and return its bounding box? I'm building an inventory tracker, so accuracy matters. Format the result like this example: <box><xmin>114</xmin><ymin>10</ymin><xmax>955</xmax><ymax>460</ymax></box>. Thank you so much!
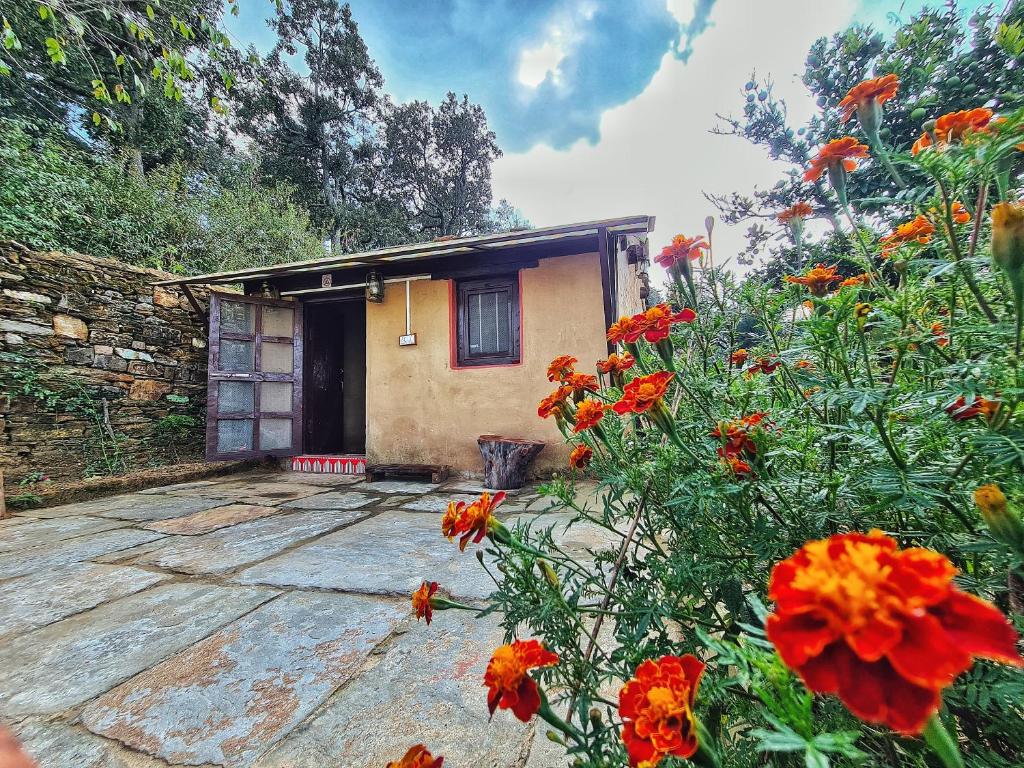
<box><xmin>481</xmin><ymin>199</ymin><xmax>532</xmax><ymax>234</ymax></box>
<box><xmin>382</xmin><ymin>92</ymin><xmax>502</xmax><ymax>237</ymax></box>
<box><xmin>0</xmin><ymin>0</ymin><xmax>240</xmax><ymax>171</ymax></box>
<box><xmin>235</xmin><ymin>0</ymin><xmax>385</xmax><ymax>253</ymax></box>
<box><xmin>710</xmin><ymin>1</ymin><xmax>1024</xmax><ymax>273</ymax></box>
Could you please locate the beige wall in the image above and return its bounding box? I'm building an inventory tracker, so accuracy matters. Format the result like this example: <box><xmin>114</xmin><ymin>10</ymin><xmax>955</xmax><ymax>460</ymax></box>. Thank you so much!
<box><xmin>364</xmin><ymin>252</ymin><xmax>610</xmax><ymax>475</ymax></box>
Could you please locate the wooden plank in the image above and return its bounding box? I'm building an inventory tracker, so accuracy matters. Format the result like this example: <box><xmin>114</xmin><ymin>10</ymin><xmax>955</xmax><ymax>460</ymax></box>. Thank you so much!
<box><xmin>364</xmin><ymin>463</ymin><xmax>449</xmax><ymax>483</ymax></box>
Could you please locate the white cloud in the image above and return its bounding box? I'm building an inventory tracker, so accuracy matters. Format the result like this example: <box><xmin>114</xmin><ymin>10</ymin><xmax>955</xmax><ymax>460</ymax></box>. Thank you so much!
<box><xmin>494</xmin><ymin>0</ymin><xmax>859</xmax><ymax>274</ymax></box>
<box><xmin>518</xmin><ymin>36</ymin><xmax>568</xmax><ymax>88</ymax></box>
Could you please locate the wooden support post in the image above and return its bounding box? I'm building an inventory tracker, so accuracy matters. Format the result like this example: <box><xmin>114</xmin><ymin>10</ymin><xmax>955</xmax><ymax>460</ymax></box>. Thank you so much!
<box><xmin>0</xmin><ymin>470</ymin><xmax>8</xmax><ymax>519</ymax></box>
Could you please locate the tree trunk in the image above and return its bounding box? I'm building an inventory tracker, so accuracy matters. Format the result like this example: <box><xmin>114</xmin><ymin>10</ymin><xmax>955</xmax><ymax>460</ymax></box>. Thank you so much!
<box><xmin>477</xmin><ymin>435</ymin><xmax>544</xmax><ymax>490</ymax></box>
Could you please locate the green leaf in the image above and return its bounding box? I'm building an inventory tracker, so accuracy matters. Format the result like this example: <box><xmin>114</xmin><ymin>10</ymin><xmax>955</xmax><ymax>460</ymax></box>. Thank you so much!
<box><xmin>44</xmin><ymin>36</ymin><xmax>66</xmax><ymax>64</ymax></box>
<box><xmin>91</xmin><ymin>110</ymin><xmax>101</xmax><ymax>126</ymax></box>
<box><xmin>0</xmin><ymin>62</ymin><xmax>10</xmax><ymax>76</ymax></box>
<box><xmin>804</xmin><ymin>747</ymin><xmax>829</xmax><ymax>768</ymax></box>
<box><xmin>37</xmin><ymin>4</ymin><xmax>49</xmax><ymax>21</ymax></box>
<box><xmin>146</xmin><ymin>4</ymin><xmax>155</xmax><ymax>21</ymax></box>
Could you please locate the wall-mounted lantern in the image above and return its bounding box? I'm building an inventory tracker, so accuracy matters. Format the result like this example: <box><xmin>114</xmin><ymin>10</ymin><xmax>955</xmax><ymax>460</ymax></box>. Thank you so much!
<box><xmin>366</xmin><ymin>270</ymin><xmax>384</xmax><ymax>303</ymax></box>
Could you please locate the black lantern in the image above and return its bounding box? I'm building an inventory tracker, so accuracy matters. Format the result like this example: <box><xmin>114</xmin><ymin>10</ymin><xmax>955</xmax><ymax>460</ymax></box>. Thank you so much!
<box><xmin>366</xmin><ymin>270</ymin><xmax>384</xmax><ymax>303</ymax></box>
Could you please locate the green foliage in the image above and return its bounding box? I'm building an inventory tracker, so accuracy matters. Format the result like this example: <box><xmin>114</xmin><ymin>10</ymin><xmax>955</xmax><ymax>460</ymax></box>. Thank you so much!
<box><xmin>454</xmin><ymin>99</ymin><xmax>1024</xmax><ymax>768</ymax></box>
<box><xmin>712</xmin><ymin>1</ymin><xmax>1024</xmax><ymax>273</ymax></box>
<box><xmin>0</xmin><ymin>117</ymin><xmax>326</xmax><ymax>274</ymax></box>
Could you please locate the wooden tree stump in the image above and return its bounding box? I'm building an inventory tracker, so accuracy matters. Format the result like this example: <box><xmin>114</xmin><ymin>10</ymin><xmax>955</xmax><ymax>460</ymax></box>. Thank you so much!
<box><xmin>477</xmin><ymin>435</ymin><xmax>545</xmax><ymax>490</ymax></box>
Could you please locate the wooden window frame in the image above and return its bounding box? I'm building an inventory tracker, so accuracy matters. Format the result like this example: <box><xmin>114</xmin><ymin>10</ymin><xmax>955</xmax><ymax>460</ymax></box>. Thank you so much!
<box><xmin>454</xmin><ymin>275</ymin><xmax>521</xmax><ymax>368</ymax></box>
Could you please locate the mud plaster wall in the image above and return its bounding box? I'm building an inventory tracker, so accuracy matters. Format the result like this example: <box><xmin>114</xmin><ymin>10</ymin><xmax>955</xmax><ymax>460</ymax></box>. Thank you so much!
<box><xmin>364</xmin><ymin>251</ymin><xmax>610</xmax><ymax>476</ymax></box>
<box><xmin>0</xmin><ymin>242</ymin><xmax>209</xmax><ymax>487</ymax></box>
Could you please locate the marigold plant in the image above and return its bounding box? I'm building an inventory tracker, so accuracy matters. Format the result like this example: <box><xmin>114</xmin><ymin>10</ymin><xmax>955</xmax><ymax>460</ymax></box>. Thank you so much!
<box><xmin>394</xmin><ymin>74</ymin><xmax>1024</xmax><ymax>768</ymax></box>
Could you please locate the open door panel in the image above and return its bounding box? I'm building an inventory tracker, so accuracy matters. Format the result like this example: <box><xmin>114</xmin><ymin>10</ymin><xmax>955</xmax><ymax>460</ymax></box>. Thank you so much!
<box><xmin>205</xmin><ymin>293</ymin><xmax>303</xmax><ymax>460</ymax></box>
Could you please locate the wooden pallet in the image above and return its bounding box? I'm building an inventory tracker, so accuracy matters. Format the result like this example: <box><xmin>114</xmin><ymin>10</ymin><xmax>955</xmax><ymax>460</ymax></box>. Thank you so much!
<box><xmin>364</xmin><ymin>463</ymin><xmax>450</xmax><ymax>484</ymax></box>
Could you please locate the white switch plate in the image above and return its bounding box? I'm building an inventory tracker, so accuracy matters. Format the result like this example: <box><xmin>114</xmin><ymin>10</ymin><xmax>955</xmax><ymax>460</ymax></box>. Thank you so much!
<box><xmin>399</xmin><ymin>333</ymin><xmax>417</xmax><ymax>346</ymax></box>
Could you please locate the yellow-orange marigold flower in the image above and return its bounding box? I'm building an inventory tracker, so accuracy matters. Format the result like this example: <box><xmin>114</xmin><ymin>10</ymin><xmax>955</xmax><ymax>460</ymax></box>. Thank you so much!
<box><xmin>386</xmin><ymin>745</ymin><xmax>444</xmax><ymax>768</ymax></box>
<box><xmin>655</xmin><ymin>235</ymin><xmax>709</xmax><ymax>270</ymax></box>
<box><xmin>411</xmin><ymin>580</ymin><xmax>438</xmax><ymax>625</ymax></box>
<box><xmin>912</xmin><ymin>107</ymin><xmax>994</xmax><ymax>154</ymax></box>
<box><xmin>840</xmin><ymin>272</ymin><xmax>872</xmax><ymax>288</ymax></box>
<box><xmin>537</xmin><ymin>385</ymin><xmax>572</xmax><ymax>419</ymax></box>
<box><xmin>766</xmin><ymin>530</ymin><xmax>1022</xmax><ymax>734</ymax></box>
<box><xmin>777</xmin><ymin>202</ymin><xmax>814</xmax><ymax>224</ymax></box>
<box><xmin>608</xmin><ymin>315</ymin><xmax>643</xmax><ymax>345</ymax></box>
<box><xmin>931</xmin><ymin>322</ymin><xmax>949</xmax><ymax>347</ymax></box>
<box><xmin>612</xmin><ymin>371</ymin><xmax>674</xmax><ymax>415</ymax></box>
<box><xmin>484</xmin><ymin>639</ymin><xmax>559</xmax><ymax>722</ymax></box>
<box><xmin>838</xmin><ymin>73</ymin><xmax>899</xmax><ymax>124</ymax></box>
<box><xmin>572</xmin><ymin>399</ymin><xmax>606</xmax><ymax>433</ymax></box>
<box><xmin>945</xmin><ymin>395</ymin><xmax>999</xmax><ymax>422</ymax></box>
<box><xmin>597</xmin><ymin>352</ymin><xmax>636</xmax><ymax>375</ymax></box>
<box><xmin>804</xmin><ymin>137</ymin><xmax>869</xmax><ymax>182</ymax></box>
<box><xmin>619</xmin><ymin>654</ymin><xmax>705</xmax><ymax>767</ymax></box>
<box><xmin>730</xmin><ymin>348</ymin><xmax>749</xmax><ymax>367</ymax></box>
<box><xmin>546</xmin><ymin>355</ymin><xmax>577</xmax><ymax>382</ymax></box>
<box><xmin>445</xmin><ymin>491</ymin><xmax>506</xmax><ymax>551</ymax></box>
<box><xmin>784</xmin><ymin>263</ymin><xmax>842</xmax><ymax>297</ymax></box>
<box><xmin>992</xmin><ymin>201</ymin><xmax>1024</xmax><ymax>277</ymax></box>
<box><xmin>569</xmin><ymin>444</ymin><xmax>593</xmax><ymax>470</ymax></box>
<box><xmin>566</xmin><ymin>372</ymin><xmax>599</xmax><ymax>395</ymax></box>
<box><xmin>880</xmin><ymin>215</ymin><xmax>934</xmax><ymax>258</ymax></box>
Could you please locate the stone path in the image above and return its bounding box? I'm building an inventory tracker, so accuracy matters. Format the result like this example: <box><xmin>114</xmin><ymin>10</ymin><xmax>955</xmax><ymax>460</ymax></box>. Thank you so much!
<box><xmin>0</xmin><ymin>470</ymin><xmax>594</xmax><ymax>767</ymax></box>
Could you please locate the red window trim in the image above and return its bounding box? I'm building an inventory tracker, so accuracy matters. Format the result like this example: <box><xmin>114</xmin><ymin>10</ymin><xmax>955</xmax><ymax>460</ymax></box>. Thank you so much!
<box><xmin>448</xmin><ymin>272</ymin><xmax>524</xmax><ymax>370</ymax></box>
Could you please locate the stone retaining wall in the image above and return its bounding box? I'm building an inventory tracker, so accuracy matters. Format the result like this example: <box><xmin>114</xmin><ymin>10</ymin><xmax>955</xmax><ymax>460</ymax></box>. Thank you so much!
<box><xmin>0</xmin><ymin>241</ymin><xmax>209</xmax><ymax>487</ymax></box>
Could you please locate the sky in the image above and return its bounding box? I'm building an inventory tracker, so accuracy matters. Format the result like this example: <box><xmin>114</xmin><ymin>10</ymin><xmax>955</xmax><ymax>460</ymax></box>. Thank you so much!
<box><xmin>226</xmin><ymin>0</ymin><xmax>992</xmax><ymax>268</ymax></box>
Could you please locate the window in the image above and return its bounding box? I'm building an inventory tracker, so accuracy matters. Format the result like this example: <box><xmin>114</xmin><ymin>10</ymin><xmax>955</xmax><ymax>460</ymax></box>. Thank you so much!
<box><xmin>455</xmin><ymin>275</ymin><xmax>520</xmax><ymax>367</ymax></box>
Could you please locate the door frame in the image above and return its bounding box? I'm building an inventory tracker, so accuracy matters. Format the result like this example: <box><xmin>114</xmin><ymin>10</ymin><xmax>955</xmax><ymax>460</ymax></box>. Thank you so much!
<box><xmin>205</xmin><ymin>292</ymin><xmax>304</xmax><ymax>460</ymax></box>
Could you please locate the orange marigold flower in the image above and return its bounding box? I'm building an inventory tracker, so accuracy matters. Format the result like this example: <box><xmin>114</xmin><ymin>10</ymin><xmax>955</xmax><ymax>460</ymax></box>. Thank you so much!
<box><xmin>612</xmin><ymin>371</ymin><xmax>674</xmax><ymax>415</ymax></box>
<box><xmin>566</xmin><ymin>372</ymin><xmax>599</xmax><ymax>395</ymax></box>
<box><xmin>803</xmin><ymin>137</ymin><xmax>869</xmax><ymax>182</ymax></box>
<box><xmin>441</xmin><ymin>500</ymin><xmax>465</xmax><ymax>540</ymax></box>
<box><xmin>840</xmin><ymin>273</ymin><xmax>872</xmax><ymax>288</ymax></box>
<box><xmin>639</xmin><ymin>303</ymin><xmax>697</xmax><ymax>343</ymax></box>
<box><xmin>710</xmin><ymin>412</ymin><xmax>769</xmax><ymax>457</ymax></box>
<box><xmin>538</xmin><ymin>386</ymin><xmax>572</xmax><ymax>419</ymax></box>
<box><xmin>386</xmin><ymin>745</ymin><xmax>444</xmax><ymax>768</ymax></box>
<box><xmin>597</xmin><ymin>352</ymin><xmax>636</xmax><ymax>375</ymax></box>
<box><xmin>766</xmin><ymin>530</ymin><xmax>1023</xmax><ymax>734</ymax></box>
<box><xmin>608</xmin><ymin>315</ymin><xmax>644</xmax><ymax>345</ymax></box>
<box><xmin>446</xmin><ymin>491</ymin><xmax>506</xmax><ymax>551</ymax></box>
<box><xmin>931</xmin><ymin>322</ymin><xmax>949</xmax><ymax>347</ymax></box>
<box><xmin>619</xmin><ymin>654</ymin><xmax>705</xmax><ymax>767</ymax></box>
<box><xmin>747</xmin><ymin>355</ymin><xmax>780</xmax><ymax>376</ymax></box>
<box><xmin>572</xmin><ymin>399</ymin><xmax>606</xmax><ymax>433</ymax></box>
<box><xmin>777</xmin><ymin>202</ymin><xmax>814</xmax><ymax>224</ymax></box>
<box><xmin>546</xmin><ymin>355</ymin><xmax>577</xmax><ymax>382</ymax></box>
<box><xmin>880</xmin><ymin>215</ymin><xmax>935</xmax><ymax>258</ymax></box>
<box><xmin>912</xmin><ymin>107</ymin><xmax>994</xmax><ymax>154</ymax></box>
<box><xmin>730</xmin><ymin>348</ymin><xmax>749</xmax><ymax>367</ymax></box>
<box><xmin>654</xmin><ymin>235</ymin><xmax>709</xmax><ymax>270</ymax></box>
<box><xmin>794</xmin><ymin>359</ymin><xmax>815</xmax><ymax>371</ymax></box>
<box><xmin>951</xmin><ymin>201</ymin><xmax>971</xmax><ymax>225</ymax></box>
<box><xmin>719</xmin><ymin>449</ymin><xmax>753</xmax><ymax>478</ymax></box>
<box><xmin>945</xmin><ymin>395</ymin><xmax>999</xmax><ymax>423</ymax></box>
<box><xmin>412</xmin><ymin>580</ymin><xmax>439</xmax><ymax>625</ymax></box>
<box><xmin>569</xmin><ymin>444</ymin><xmax>593</xmax><ymax>470</ymax></box>
<box><xmin>784</xmin><ymin>263</ymin><xmax>842</xmax><ymax>297</ymax></box>
<box><xmin>484</xmin><ymin>639</ymin><xmax>559</xmax><ymax>722</ymax></box>
<box><xmin>838</xmin><ymin>73</ymin><xmax>899</xmax><ymax>124</ymax></box>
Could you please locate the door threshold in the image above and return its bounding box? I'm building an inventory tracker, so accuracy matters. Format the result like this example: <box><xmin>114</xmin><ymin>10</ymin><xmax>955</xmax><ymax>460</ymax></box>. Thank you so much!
<box><xmin>290</xmin><ymin>455</ymin><xmax>366</xmax><ymax>474</ymax></box>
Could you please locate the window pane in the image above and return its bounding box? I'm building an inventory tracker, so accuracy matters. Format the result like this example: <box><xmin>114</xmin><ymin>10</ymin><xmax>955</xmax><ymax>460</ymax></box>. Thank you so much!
<box><xmin>259</xmin><ymin>418</ymin><xmax>292</xmax><ymax>450</ymax></box>
<box><xmin>217</xmin><ymin>419</ymin><xmax>253</xmax><ymax>453</ymax></box>
<box><xmin>261</xmin><ymin>342</ymin><xmax>294</xmax><ymax>373</ymax></box>
<box><xmin>468</xmin><ymin>290</ymin><xmax>510</xmax><ymax>356</ymax></box>
<box><xmin>218</xmin><ymin>382</ymin><xmax>254</xmax><ymax>414</ymax></box>
<box><xmin>220</xmin><ymin>301</ymin><xmax>254</xmax><ymax>334</ymax></box>
<box><xmin>262</xmin><ymin>306</ymin><xmax>294</xmax><ymax>337</ymax></box>
<box><xmin>260</xmin><ymin>382</ymin><xmax>292</xmax><ymax>412</ymax></box>
<box><xmin>220</xmin><ymin>340</ymin><xmax>254</xmax><ymax>372</ymax></box>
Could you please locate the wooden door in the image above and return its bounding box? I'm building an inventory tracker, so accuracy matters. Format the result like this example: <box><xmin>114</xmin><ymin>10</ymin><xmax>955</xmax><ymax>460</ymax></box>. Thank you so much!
<box><xmin>205</xmin><ymin>293</ymin><xmax>303</xmax><ymax>460</ymax></box>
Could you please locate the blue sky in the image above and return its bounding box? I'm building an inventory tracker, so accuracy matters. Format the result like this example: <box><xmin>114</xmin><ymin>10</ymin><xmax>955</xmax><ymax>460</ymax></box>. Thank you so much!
<box><xmin>226</xmin><ymin>0</ymin><xmax>994</xmax><ymax>265</ymax></box>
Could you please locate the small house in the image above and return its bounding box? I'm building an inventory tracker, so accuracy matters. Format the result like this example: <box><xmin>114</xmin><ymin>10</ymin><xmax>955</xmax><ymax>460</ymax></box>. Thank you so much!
<box><xmin>156</xmin><ymin>216</ymin><xmax>654</xmax><ymax>477</ymax></box>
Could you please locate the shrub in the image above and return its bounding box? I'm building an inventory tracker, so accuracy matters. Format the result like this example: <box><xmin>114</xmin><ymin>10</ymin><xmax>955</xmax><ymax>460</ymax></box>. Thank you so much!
<box><xmin>404</xmin><ymin>92</ymin><xmax>1024</xmax><ymax>766</ymax></box>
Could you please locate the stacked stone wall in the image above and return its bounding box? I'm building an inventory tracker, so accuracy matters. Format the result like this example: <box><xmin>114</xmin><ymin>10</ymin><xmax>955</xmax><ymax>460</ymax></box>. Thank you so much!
<box><xmin>0</xmin><ymin>241</ymin><xmax>210</xmax><ymax>487</ymax></box>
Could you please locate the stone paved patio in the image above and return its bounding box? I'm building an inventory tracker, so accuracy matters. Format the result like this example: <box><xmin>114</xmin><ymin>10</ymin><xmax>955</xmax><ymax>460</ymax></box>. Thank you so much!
<box><xmin>0</xmin><ymin>470</ymin><xmax>596</xmax><ymax>768</ymax></box>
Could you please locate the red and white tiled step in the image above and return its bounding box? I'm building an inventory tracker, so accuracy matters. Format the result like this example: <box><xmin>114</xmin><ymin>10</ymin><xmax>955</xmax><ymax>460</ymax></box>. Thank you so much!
<box><xmin>289</xmin><ymin>455</ymin><xmax>366</xmax><ymax>474</ymax></box>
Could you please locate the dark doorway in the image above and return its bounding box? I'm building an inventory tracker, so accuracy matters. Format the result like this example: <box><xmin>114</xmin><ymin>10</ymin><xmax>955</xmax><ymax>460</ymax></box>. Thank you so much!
<box><xmin>303</xmin><ymin>300</ymin><xmax>366</xmax><ymax>454</ymax></box>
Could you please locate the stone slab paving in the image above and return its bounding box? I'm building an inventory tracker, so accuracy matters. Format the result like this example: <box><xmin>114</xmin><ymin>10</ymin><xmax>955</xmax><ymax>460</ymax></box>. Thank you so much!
<box><xmin>0</xmin><ymin>515</ymin><xmax>126</xmax><ymax>553</ymax></box>
<box><xmin>11</xmin><ymin>719</ymin><xmax>162</xmax><ymax>768</ymax></box>
<box><xmin>82</xmin><ymin>592</ymin><xmax>407</xmax><ymax>768</ymax></box>
<box><xmin>134</xmin><ymin>509</ymin><xmax>371</xmax><ymax>575</ymax></box>
<box><xmin>393</xmin><ymin>492</ymin><xmax>482</xmax><ymax>513</ymax></box>
<box><xmin>0</xmin><ymin>583</ymin><xmax>276</xmax><ymax>715</ymax></box>
<box><xmin>175</xmin><ymin>481</ymin><xmax>329</xmax><ymax>505</ymax></box>
<box><xmin>18</xmin><ymin>493</ymin><xmax>228</xmax><ymax>521</ymax></box>
<box><xmin>279</xmin><ymin>490</ymin><xmax>376</xmax><ymax>511</ymax></box>
<box><xmin>361</xmin><ymin>479</ymin><xmax>446</xmax><ymax>494</ymax></box>
<box><xmin>0</xmin><ymin>528</ymin><xmax>165</xmax><ymax>580</ymax></box>
<box><xmin>253</xmin><ymin>613</ymin><xmax>534</xmax><ymax>768</ymax></box>
<box><xmin>143</xmin><ymin>503</ymin><xmax>283</xmax><ymax>535</ymax></box>
<box><xmin>0</xmin><ymin>562</ymin><xmax>169</xmax><ymax>641</ymax></box>
<box><xmin>235</xmin><ymin>510</ymin><xmax>495</xmax><ymax>600</ymax></box>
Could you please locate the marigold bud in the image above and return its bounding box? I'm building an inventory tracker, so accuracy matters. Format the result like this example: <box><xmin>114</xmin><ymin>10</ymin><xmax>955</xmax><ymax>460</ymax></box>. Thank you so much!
<box><xmin>992</xmin><ymin>201</ymin><xmax>1024</xmax><ymax>278</ymax></box>
<box><xmin>538</xmin><ymin>559</ymin><xmax>560</xmax><ymax>589</ymax></box>
<box><xmin>975</xmin><ymin>484</ymin><xmax>1024</xmax><ymax>552</ymax></box>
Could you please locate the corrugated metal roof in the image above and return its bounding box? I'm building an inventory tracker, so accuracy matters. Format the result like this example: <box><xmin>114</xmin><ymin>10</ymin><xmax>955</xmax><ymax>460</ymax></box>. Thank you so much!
<box><xmin>154</xmin><ymin>214</ymin><xmax>654</xmax><ymax>286</ymax></box>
